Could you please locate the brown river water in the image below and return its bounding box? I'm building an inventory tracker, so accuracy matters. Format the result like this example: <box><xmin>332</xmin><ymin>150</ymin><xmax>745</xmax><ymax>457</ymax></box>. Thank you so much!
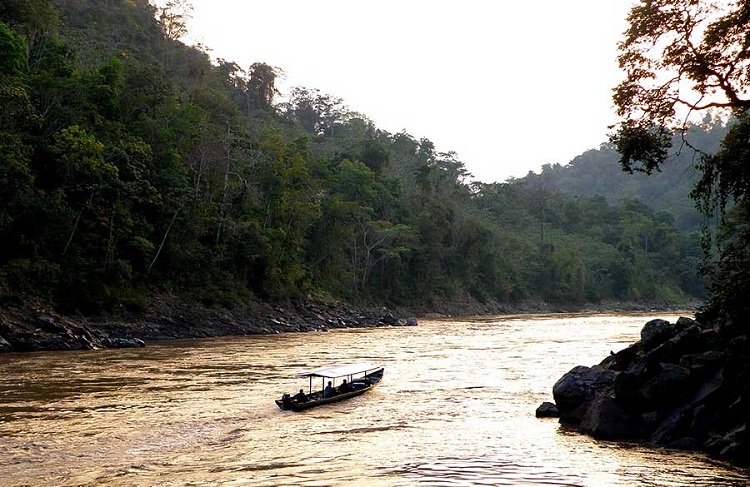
<box><xmin>1</xmin><ymin>313</ymin><xmax>748</xmax><ymax>486</ymax></box>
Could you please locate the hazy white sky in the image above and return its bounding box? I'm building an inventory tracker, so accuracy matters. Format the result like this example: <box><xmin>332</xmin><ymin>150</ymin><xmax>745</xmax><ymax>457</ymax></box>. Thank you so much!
<box><xmin>183</xmin><ymin>0</ymin><xmax>635</xmax><ymax>183</ymax></box>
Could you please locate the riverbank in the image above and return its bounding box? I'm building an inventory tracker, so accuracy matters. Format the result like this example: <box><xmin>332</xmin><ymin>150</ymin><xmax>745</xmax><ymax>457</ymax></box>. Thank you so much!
<box><xmin>0</xmin><ymin>292</ymin><xmax>698</xmax><ymax>353</ymax></box>
<box><xmin>0</xmin><ymin>296</ymin><xmax>418</xmax><ymax>353</ymax></box>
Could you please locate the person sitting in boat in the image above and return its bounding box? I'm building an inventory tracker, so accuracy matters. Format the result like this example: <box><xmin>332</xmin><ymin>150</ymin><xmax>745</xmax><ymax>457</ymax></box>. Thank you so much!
<box><xmin>339</xmin><ymin>379</ymin><xmax>351</xmax><ymax>393</ymax></box>
<box><xmin>323</xmin><ymin>381</ymin><xmax>335</xmax><ymax>398</ymax></box>
<box><xmin>293</xmin><ymin>388</ymin><xmax>307</xmax><ymax>402</ymax></box>
<box><xmin>281</xmin><ymin>393</ymin><xmax>291</xmax><ymax>408</ymax></box>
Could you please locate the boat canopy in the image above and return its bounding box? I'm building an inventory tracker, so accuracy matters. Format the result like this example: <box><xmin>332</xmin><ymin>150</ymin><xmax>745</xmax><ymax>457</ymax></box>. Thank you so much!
<box><xmin>296</xmin><ymin>363</ymin><xmax>382</xmax><ymax>379</ymax></box>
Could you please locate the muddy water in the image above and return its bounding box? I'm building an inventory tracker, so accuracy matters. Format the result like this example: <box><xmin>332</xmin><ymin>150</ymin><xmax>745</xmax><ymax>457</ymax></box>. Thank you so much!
<box><xmin>0</xmin><ymin>313</ymin><xmax>747</xmax><ymax>486</ymax></box>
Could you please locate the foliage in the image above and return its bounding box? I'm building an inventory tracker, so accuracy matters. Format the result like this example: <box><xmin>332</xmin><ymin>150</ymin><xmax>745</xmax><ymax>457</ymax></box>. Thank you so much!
<box><xmin>0</xmin><ymin>0</ymin><xmax>705</xmax><ymax>312</ymax></box>
<box><xmin>611</xmin><ymin>0</ymin><xmax>750</xmax><ymax>323</ymax></box>
<box><xmin>612</xmin><ymin>0</ymin><xmax>750</xmax><ymax>172</ymax></box>
<box><xmin>540</xmin><ymin>118</ymin><xmax>729</xmax><ymax>233</ymax></box>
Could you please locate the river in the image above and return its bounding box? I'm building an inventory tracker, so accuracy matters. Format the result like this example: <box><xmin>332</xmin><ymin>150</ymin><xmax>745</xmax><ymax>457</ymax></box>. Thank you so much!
<box><xmin>0</xmin><ymin>313</ymin><xmax>748</xmax><ymax>486</ymax></box>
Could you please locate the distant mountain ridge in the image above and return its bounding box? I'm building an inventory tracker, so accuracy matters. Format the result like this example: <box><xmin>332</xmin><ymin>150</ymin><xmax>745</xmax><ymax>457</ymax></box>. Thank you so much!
<box><xmin>530</xmin><ymin>121</ymin><xmax>730</xmax><ymax>232</ymax></box>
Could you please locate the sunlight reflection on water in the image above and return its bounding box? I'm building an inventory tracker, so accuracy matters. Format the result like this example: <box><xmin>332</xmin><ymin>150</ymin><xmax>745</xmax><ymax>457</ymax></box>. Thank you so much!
<box><xmin>0</xmin><ymin>312</ymin><xmax>748</xmax><ymax>486</ymax></box>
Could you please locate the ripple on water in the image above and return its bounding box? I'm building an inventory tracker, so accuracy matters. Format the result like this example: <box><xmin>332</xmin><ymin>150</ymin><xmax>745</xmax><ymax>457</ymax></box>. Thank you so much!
<box><xmin>394</xmin><ymin>456</ymin><xmax>584</xmax><ymax>486</ymax></box>
<box><xmin>1</xmin><ymin>313</ymin><xmax>749</xmax><ymax>487</ymax></box>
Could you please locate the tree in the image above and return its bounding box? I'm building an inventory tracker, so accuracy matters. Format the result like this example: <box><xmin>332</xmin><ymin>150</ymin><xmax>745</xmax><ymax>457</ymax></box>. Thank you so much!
<box><xmin>246</xmin><ymin>62</ymin><xmax>280</xmax><ymax>111</ymax></box>
<box><xmin>0</xmin><ymin>0</ymin><xmax>58</xmax><ymax>50</ymax></box>
<box><xmin>283</xmin><ymin>87</ymin><xmax>348</xmax><ymax>136</ymax></box>
<box><xmin>157</xmin><ymin>0</ymin><xmax>192</xmax><ymax>41</ymax></box>
<box><xmin>611</xmin><ymin>0</ymin><xmax>750</xmax><ymax>322</ymax></box>
<box><xmin>612</xmin><ymin>0</ymin><xmax>750</xmax><ymax>173</ymax></box>
<box><xmin>0</xmin><ymin>21</ymin><xmax>27</xmax><ymax>75</ymax></box>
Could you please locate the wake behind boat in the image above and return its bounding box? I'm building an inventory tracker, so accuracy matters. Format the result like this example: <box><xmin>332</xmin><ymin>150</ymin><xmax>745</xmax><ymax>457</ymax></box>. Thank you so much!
<box><xmin>276</xmin><ymin>363</ymin><xmax>384</xmax><ymax>411</ymax></box>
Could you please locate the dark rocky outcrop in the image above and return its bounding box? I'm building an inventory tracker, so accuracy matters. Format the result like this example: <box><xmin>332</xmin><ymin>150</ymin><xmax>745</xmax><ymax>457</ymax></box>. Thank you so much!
<box><xmin>545</xmin><ymin>316</ymin><xmax>750</xmax><ymax>467</ymax></box>
<box><xmin>535</xmin><ymin>401</ymin><xmax>559</xmax><ymax>418</ymax></box>
<box><xmin>0</xmin><ymin>297</ymin><xmax>419</xmax><ymax>353</ymax></box>
<box><xmin>552</xmin><ymin>365</ymin><xmax>616</xmax><ymax>424</ymax></box>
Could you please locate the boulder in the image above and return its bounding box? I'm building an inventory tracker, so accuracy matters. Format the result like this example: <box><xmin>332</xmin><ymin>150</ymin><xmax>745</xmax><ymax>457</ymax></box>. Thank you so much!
<box><xmin>706</xmin><ymin>424</ymin><xmax>749</xmax><ymax>464</ymax></box>
<box><xmin>641</xmin><ymin>319</ymin><xmax>673</xmax><ymax>351</ymax></box>
<box><xmin>579</xmin><ymin>396</ymin><xmax>641</xmax><ymax>440</ymax></box>
<box><xmin>535</xmin><ymin>401</ymin><xmax>559</xmax><ymax>418</ymax></box>
<box><xmin>603</xmin><ymin>343</ymin><xmax>639</xmax><ymax>371</ymax></box>
<box><xmin>553</xmin><ymin>365</ymin><xmax>616</xmax><ymax>424</ymax></box>
<box><xmin>640</xmin><ymin>363</ymin><xmax>692</xmax><ymax>408</ymax></box>
<box><xmin>691</xmin><ymin>404</ymin><xmax>722</xmax><ymax>441</ymax></box>
<box><xmin>649</xmin><ymin>408</ymin><xmax>691</xmax><ymax>445</ymax></box>
<box><xmin>613</xmin><ymin>371</ymin><xmax>643</xmax><ymax>410</ymax></box>
<box><xmin>380</xmin><ymin>313</ymin><xmax>399</xmax><ymax>325</ymax></box>
<box><xmin>645</xmin><ymin>324</ymin><xmax>703</xmax><ymax>365</ymax></box>
<box><xmin>680</xmin><ymin>350</ymin><xmax>724</xmax><ymax>378</ymax></box>
<box><xmin>675</xmin><ymin>316</ymin><xmax>699</xmax><ymax>329</ymax></box>
<box><xmin>690</xmin><ymin>368</ymin><xmax>725</xmax><ymax>406</ymax></box>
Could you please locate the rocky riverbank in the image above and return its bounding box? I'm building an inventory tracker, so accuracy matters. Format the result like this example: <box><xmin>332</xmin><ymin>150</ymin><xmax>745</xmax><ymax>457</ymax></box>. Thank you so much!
<box><xmin>1</xmin><ymin>289</ymin><xmax>693</xmax><ymax>354</ymax></box>
<box><xmin>0</xmin><ymin>296</ymin><xmax>417</xmax><ymax>353</ymax></box>
<box><xmin>546</xmin><ymin>315</ymin><xmax>750</xmax><ymax>467</ymax></box>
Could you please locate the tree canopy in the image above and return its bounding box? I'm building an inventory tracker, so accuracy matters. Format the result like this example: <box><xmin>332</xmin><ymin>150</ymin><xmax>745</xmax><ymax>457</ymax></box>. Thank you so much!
<box><xmin>612</xmin><ymin>0</ymin><xmax>750</xmax><ymax>172</ymax></box>
<box><xmin>0</xmin><ymin>0</ymin><xmax>708</xmax><ymax>314</ymax></box>
<box><xmin>611</xmin><ymin>0</ymin><xmax>750</xmax><ymax>323</ymax></box>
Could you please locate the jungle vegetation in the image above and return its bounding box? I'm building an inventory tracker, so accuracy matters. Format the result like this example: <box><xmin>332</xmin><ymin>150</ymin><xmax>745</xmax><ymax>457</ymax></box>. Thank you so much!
<box><xmin>0</xmin><ymin>0</ymin><xmax>719</xmax><ymax>313</ymax></box>
<box><xmin>610</xmin><ymin>0</ymin><xmax>750</xmax><ymax>325</ymax></box>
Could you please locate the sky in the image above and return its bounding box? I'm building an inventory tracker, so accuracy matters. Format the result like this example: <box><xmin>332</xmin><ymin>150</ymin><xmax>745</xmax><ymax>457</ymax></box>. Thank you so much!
<box><xmin>182</xmin><ymin>0</ymin><xmax>636</xmax><ymax>183</ymax></box>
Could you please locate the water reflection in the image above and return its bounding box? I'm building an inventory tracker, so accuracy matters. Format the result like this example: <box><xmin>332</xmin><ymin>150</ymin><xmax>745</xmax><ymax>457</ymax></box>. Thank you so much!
<box><xmin>0</xmin><ymin>313</ymin><xmax>747</xmax><ymax>486</ymax></box>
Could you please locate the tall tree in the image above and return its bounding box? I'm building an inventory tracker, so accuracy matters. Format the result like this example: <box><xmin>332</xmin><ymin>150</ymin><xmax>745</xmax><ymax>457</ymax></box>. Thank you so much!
<box><xmin>611</xmin><ymin>0</ymin><xmax>750</xmax><ymax>322</ymax></box>
<box><xmin>157</xmin><ymin>0</ymin><xmax>192</xmax><ymax>41</ymax></box>
<box><xmin>246</xmin><ymin>62</ymin><xmax>279</xmax><ymax>111</ymax></box>
<box><xmin>283</xmin><ymin>87</ymin><xmax>348</xmax><ymax>136</ymax></box>
<box><xmin>611</xmin><ymin>0</ymin><xmax>750</xmax><ymax>173</ymax></box>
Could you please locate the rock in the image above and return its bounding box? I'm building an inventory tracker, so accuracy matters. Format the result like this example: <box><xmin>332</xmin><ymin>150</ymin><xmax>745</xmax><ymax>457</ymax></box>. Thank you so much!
<box><xmin>381</xmin><ymin>313</ymin><xmax>399</xmax><ymax>325</ymax></box>
<box><xmin>613</xmin><ymin>371</ymin><xmax>643</xmax><ymax>410</ymax></box>
<box><xmin>667</xmin><ymin>437</ymin><xmax>702</xmax><ymax>451</ymax></box>
<box><xmin>649</xmin><ymin>408</ymin><xmax>690</xmax><ymax>445</ymax></box>
<box><xmin>680</xmin><ymin>350</ymin><xmax>724</xmax><ymax>378</ymax></box>
<box><xmin>603</xmin><ymin>343</ymin><xmax>639</xmax><ymax>371</ymax></box>
<box><xmin>552</xmin><ymin>365</ymin><xmax>616</xmax><ymax>424</ymax></box>
<box><xmin>104</xmin><ymin>337</ymin><xmax>146</xmax><ymax>349</ymax></box>
<box><xmin>0</xmin><ymin>335</ymin><xmax>12</xmax><ymax>352</ymax></box>
<box><xmin>546</xmin><ymin>313</ymin><xmax>750</xmax><ymax>466</ymax></box>
<box><xmin>645</xmin><ymin>324</ymin><xmax>703</xmax><ymax>365</ymax></box>
<box><xmin>641</xmin><ymin>411</ymin><xmax>660</xmax><ymax>433</ymax></box>
<box><xmin>690</xmin><ymin>368</ymin><xmax>724</xmax><ymax>406</ymax></box>
<box><xmin>691</xmin><ymin>404</ymin><xmax>721</xmax><ymax>441</ymax></box>
<box><xmin>640</xmin><ymin>363</ymin><xmax>692</xmax><ymax>408</ymax></box>
<box><xmin>706</xmin><ymin>424</ymin><xmax>749</xmax><ymax>464</ymax></box>
<box><xmin>580</xmin><ymin>396</ymin><xmax>641</xmax><ymax>440</ymax></box>
<box><xmin>730</xmin><ymin>334</ymin><xmax>749</xmax><ymax>353</ymax></box>
<box><xmin>676</xmin><ymin>316</ymin><xmax>699</xmax><ymax>330</ymax></box>
<box><xmin>396</xmin><ymin>317</ymin><xmax>419</xmax><ymax>326</ymax></box>
<box><xmin>535</xmin><ymin>401</ymin><xmax>559</xmax><ymax>418</ymax></box>
<box><xmin>641</xmin><ymin>319</ymin><xmax>673</xmax><ymax>351</ymax></box>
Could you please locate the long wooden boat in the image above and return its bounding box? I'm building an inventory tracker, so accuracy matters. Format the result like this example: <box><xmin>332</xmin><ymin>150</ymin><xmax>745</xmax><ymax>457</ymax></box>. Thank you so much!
<box><xmin>276</xmin><ymin>363</ymin><xmax>384</xmax><ymax>411</ymax></box>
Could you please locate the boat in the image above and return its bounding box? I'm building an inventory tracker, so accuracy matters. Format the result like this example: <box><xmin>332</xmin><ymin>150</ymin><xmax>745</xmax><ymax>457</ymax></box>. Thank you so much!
<box><xmin>275</xmin><ymin>362</ymin><xmax>384</xmax><ymax>411</ymax></box>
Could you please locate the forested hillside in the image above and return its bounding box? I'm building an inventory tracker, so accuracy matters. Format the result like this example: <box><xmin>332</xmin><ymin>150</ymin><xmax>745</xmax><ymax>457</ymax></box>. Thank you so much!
<box><xmin>532</xmin><ymin>120</ymin><xmax>730</xmax><ymax>232</ymax></box>
<box><xmin>0</xmin><ymin>0</ymin><xmax>706</xmax><ymax>315</ymax></box>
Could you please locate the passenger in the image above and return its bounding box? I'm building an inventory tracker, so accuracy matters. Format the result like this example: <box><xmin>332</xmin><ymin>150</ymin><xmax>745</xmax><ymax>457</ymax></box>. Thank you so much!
<box><xmin>293</xmin><ymin>388</ymin><xmax>307</xmax><ymax>402</ymax></box>
<box><xmin>323</xmin><ymin>380</ymin><xmax>335</xmax><ymax>398</ymax></box>
<box><xmin>339</xmin><ymin>379</ymin><xmax>350</xmax><ymax>393</ymax></box>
